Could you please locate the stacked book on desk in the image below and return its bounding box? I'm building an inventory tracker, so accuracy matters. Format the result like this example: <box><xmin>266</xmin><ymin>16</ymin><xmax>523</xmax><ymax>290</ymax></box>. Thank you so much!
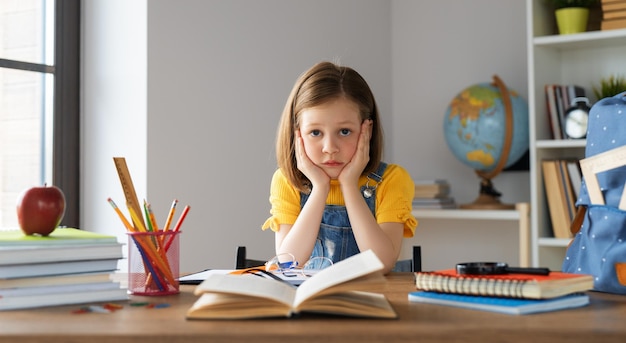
<box><xmin>0</xmin><ymin>228</ymin><xmax>128</xmax><ymax>310</ymax></box>
<box><xmin>412</xmin><ymin>179</ymin><xmax>456</xmax><ymax>209</ymax></box>
<box><xmin>408</xmin><ymin>268</ymin><xmax>594</xmax><ymax>315</ymax></box>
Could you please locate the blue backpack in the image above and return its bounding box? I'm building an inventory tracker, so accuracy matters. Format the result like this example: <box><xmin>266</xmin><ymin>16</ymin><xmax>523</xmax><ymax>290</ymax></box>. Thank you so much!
<box><xmin>562</xmin><ymin>91</ymin><xmax>626</xmax><ymax>294</ymax></box>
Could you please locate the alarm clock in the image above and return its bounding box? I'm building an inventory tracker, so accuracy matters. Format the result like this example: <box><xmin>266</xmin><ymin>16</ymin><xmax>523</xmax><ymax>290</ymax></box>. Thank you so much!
<box><xmin>564</xmin><ymin>97</ymin><xmax>590</xmax><ymax>139</ymax></box>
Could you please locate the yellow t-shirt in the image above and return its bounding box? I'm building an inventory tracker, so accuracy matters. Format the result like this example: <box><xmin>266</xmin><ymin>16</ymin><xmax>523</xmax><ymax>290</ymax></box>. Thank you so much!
<box><xmin>262</xmin><ymin>163</ymin><xmax>417</xmax><ymax>237</ymax></box>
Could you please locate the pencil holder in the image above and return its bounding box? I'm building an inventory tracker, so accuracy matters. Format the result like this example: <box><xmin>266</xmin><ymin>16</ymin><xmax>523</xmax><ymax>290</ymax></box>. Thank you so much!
<box><xmin>127</xmin><ymin>231</ymin><xmax>181</xmax><ymax>296</ymax></box>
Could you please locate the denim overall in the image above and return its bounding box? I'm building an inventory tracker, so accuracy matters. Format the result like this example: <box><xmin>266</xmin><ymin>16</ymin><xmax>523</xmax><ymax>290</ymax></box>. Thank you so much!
<box><xmin>301</xmin><ymin>162</ymin><xmax>387</xmax><ymax>263</ymax></box>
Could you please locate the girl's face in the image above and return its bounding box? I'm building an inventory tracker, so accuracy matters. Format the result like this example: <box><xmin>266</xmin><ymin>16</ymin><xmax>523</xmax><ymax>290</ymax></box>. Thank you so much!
<box><xmin>298</xmin><ymin>97</ymin><xmax>363</xmax><ymax>179</ymax></box>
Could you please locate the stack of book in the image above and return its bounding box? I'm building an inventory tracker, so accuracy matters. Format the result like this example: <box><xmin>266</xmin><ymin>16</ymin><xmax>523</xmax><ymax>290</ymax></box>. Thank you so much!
<box><xmin>541</xmin><ymin>159</ymin><xmax>582</xmax><ymax>239</ymax></box>
<box><xmin>409</xmin><ymin>268</ymin><xmax>594</xmax><ymax>315</ymax></box>
<box><xmin>544</xmin><ymin>84</ymin><xmax>586</xmax><ymax>140</ymax></box>
<box><xmin>0</xmin><ymin>228</ymin><xmax>128</xmax><ymax>310</ymax></box>
<box><xmin>412</xmin><ymin>179</ymin><xmax>456</xmax><ymax>209</ymax></box>
<box><xmin>601</xmin><ymin>0</ymin><xmax>626</xmax><ymax>30</ymax></box>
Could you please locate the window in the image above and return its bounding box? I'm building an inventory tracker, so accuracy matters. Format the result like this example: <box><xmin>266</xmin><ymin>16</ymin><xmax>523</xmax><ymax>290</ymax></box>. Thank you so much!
<box><xmin>0</xmin><ymin>0</ymin><xmax>79</xmax><ymax>228</ymax></box>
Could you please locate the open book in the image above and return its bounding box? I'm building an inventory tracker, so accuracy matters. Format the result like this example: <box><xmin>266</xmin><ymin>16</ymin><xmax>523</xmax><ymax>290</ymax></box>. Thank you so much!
<box><xmin>186</xmin><ymin>249</ymin><xmax>397</xmax><ymax>319</ymax></box>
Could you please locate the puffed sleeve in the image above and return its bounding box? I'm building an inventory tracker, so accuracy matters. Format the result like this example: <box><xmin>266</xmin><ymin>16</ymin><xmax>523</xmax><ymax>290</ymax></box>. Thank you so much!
<box><xmin>375</xmin><ymin>164</ymin><xmax>418</xmax><ymax>237</ymax></box>
<box><xmin>261</xmin><ymin>169</ymin><xmax>302</xmax><ymax>232</ymax></box>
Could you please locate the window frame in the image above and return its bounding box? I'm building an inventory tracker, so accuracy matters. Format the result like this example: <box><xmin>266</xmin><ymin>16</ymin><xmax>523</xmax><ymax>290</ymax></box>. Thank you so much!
<box><xmin>0</xmin><ymin>0</ymin><xmax>80</xmax><ymax>227</ymax></box>
<box><xmin>53</xmin><ymin>0</ymin><xmax>80</xmax><ymax>228</ymax></box>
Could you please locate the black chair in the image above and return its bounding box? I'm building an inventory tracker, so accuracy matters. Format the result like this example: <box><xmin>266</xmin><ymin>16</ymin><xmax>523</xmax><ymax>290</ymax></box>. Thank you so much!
<box><xmin>392</xmin><ymin>245</ymin><xmax>422</xmax><ymax>272</ymax></box>
<box><xmin>235</xmin><ymin>245</ymin><xmax>422</xmax><ymax>272</ymax></box>
<box><xmin>235</xmin><ymin>246</ymin><xmax>266</xmax><ymax>269</ymax></box>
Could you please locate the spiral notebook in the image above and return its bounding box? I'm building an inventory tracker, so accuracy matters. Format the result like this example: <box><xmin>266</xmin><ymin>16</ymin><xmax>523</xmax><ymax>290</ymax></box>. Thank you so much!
<box><xmin>414</xmin><ymin>269</ymin><xmax>593</xmax><ymax>299</ymax></box>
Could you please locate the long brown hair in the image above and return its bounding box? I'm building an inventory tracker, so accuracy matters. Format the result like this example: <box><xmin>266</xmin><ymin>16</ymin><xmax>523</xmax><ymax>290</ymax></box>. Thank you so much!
<box><xmin>275</xmin><ymin>61</ymin><xmax>383</xmax><ymax>192</ymax></box>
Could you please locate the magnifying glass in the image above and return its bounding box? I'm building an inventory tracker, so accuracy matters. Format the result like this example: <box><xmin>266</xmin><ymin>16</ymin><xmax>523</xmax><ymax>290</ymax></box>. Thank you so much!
<box><xmin>456</xmin><ymin>262</ymin><xmax>550</xmax><ymax>276</ymax></box>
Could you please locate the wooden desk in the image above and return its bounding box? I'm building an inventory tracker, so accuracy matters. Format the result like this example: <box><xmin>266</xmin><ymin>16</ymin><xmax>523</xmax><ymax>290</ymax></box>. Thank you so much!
<box><xmin>0</xmin><ymin>273</ymin><xmax>625</xmax><ymax>343</ymax></box>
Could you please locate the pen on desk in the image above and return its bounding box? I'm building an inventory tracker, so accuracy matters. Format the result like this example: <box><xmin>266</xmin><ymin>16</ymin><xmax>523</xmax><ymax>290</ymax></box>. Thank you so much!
<box><xmin>107</xmin><ymin>198</ymin><xmax>135</xmax><ymax>232</ymax></box>
<box><xmin>164</xmin><ymin>205</ymin><xmax>190</xmax><ymax>251</ymax></box>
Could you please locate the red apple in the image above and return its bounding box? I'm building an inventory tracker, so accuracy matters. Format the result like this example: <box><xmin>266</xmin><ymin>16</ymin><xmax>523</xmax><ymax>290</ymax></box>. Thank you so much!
<box><xmin>16</xmin><ymin>185</ymin><xmax>66</xmax><ymax>236</ymax></box>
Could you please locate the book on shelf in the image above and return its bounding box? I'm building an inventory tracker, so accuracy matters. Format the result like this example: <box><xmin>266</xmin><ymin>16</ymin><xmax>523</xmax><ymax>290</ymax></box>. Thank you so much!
<box><xmin>541</xmin><ymin>159</ymin><xmax>578</xmax><ymax>239</ymax></box>
<box><xmin>566</xmin><ymin>160</ymin><xmax>583</xmax><ymax>201</ymax></box>
<box><xmin>601</xmin><ymin>17</ymin><xmax>626</xmax><ymax>30</ymax></box>
<box><xmin>412</xmin><ymin>197</ymin><xmax>457</xmax><ymax>209</ymax></box>
<box><xmin>603</xmin><ymin>8</ymin><xmax>626</xmax><ymax>20</ymax></box>
<box><xmin>186</xmin><ymin>249</ymin><xmax>396</xmax><ymax>319</ymax></box>
<box><xmin>414</xmin><ymin>179</ymin><xmax>451</xmax><ymax>198</ymax></box>
<box><xmin>555</xmin><ymin>86</ymin><xmax>567</xmax><ymax>138</ymax></box>
<box><xmin>544</xmin><ymin>84</ymin><xmax>586</xmax><ymax>140</ymax></box>
<box><xmin>408</xmin><ymin>291</ymin><xmax>590</xmax><ymax>315</ymax></box>
<box><xmin>557</xmin><ymin>160</ymin><xmax>576</xmax><ymax>226</ymax></box>
<box><xmin>413</xmin><ymin>269</ymin><xmax>593</xmax><ymax>299</ymax></box>
<box><xmin>602</xmin><ymin>0</ymin><xmax>626</xmax><ymax>13</ymax></box>
<box><xmin>545</xmin><ymin>84</ymin><xmax>562</xmax><ymax>140</ymax></box>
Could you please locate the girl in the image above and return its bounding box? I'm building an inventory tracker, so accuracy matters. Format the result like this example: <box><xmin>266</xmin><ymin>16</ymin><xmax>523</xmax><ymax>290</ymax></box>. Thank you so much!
<box><xmin>262</xmin><ymin>61</ymin><xmax>417</xmax><ymax>274</ymax></box>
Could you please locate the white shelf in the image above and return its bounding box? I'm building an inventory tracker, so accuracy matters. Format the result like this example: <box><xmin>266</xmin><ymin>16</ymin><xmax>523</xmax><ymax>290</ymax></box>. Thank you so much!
<box><xmin>535</xmin><ymin>139</ymin><xmax>586</xmax><ymax>149</ymax></box>
<box><xmin>413</xmin><ymin>203</ymin><xmax>531</xmax><ymax>267</ymax></box>
<box><xmin>538</xmin><ymin>237</ymin><xmax>572</xmax><ymax>247</ymax></box>
<box><xmin>527</xmin><ymin>0</ymin><xmax>626</xmax><ymax>270</ymax></box>
<box><xmin>534</xmin><ymin>28</ymin><xmax>626</xmax><ymax>50</ymax></box>
<box><xmin>413</xmin><ymin>208</ymin><xmax>520</xmax><ymax>221</ymax></box>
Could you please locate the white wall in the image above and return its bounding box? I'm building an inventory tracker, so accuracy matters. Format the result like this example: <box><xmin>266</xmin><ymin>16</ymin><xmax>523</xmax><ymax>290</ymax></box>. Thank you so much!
<box><xmin>391</xmin><ymin>0</ymin><xmax>528</xmax><ymax>269</ymax></box>
<box><xmin>81</xmin><ymin>0</ymin><xmax>147</xmax><ymax>268</ymax></box>
<box><xmin>82</xmin><ymin>0</ymin><xmax>529</xmax><ymax>273</ymax></box>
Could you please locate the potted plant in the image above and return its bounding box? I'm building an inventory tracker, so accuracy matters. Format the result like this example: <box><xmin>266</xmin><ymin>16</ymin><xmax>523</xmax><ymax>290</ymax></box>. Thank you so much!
<box><xmin>593</xmin><ymin>75</ymin><xmax>626</xmax><ymax>100</ymax></box>
<box><xmin>546</xmin><ymin>0</ymin><xmax>598</xmax><ymax>34</ymax></box>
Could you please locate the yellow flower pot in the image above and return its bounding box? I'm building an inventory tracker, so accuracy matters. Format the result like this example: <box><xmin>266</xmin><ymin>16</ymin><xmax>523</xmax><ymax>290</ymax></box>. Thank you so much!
<box><xmin>555</xmin><ymin>7</ymin><xmax>589</xmax><ymax>35</ymax></box>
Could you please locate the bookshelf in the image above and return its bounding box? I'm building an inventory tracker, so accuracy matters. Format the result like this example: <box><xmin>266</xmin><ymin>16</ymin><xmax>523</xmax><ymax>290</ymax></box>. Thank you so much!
<box><xmin>527</xmin><ymin>0</ymin><xmax>626</xmax><ymax>269</ymax></box>
<box><xmin>412</xmin><ymin>203</ymin><xmax>530</xmax><ymax>267</ymax></box>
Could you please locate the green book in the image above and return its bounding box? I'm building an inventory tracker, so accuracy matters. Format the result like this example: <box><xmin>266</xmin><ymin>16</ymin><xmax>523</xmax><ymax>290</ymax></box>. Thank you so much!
<box><xmin>0</xmin><ymin>228</ymin><xmax>118</xmax><ymax>246</ymax></box>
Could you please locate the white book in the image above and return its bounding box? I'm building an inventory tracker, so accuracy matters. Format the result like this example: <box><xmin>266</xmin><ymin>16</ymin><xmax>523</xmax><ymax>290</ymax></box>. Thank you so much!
<box><xmin>0</xmin><ymin>288</ymin><xmax>128</xmax><ymax>311</ymax></box>
<box><xmin>0</xmin><ymin>259</ymin><xmax>119</xmax><ymax>279</ymax></box>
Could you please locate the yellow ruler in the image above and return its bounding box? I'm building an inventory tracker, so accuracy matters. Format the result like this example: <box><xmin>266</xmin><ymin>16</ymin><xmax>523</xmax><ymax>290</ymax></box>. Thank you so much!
<box><xmin>113</xmin><ymin>157</ymin><xmax>143</xmax><ymax>231</ymax></box>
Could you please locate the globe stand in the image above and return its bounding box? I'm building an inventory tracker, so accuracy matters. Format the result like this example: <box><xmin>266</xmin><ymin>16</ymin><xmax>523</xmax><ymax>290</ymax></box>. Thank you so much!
<box><xmin>460</xmin><ymin>178</ymin><xmax>515</xmax><ymax>210</ymax></box>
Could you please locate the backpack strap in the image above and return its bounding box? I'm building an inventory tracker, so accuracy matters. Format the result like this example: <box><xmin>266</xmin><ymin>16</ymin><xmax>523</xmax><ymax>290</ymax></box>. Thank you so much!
<box><xmin>570</xmin><ymin>206</ymin><xmax>586</xmax><ymax>236</ymax></box>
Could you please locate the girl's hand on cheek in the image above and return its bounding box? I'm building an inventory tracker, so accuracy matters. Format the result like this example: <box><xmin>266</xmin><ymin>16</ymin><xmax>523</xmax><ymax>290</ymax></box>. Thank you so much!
<box><xmin>295</xmin><ymin>131</ymin><xmax>330</xmax><ymax>188</ymax></box>
<box><xmin>339</xmin><ymin>120</ymin><xmax>372</xmax><ymax>186</ymax></box>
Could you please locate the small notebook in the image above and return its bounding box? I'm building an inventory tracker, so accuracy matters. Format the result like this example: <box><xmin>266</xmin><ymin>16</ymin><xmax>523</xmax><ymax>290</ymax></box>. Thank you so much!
<box><xmin>408</xmin><ymin>291</ymin><xmax>590</xmax><ymax>315</ymax></box>
<box><xmin>414</xmin><ymin>269</ymin><xmax>593</xmax><ymax>299</ymax></box>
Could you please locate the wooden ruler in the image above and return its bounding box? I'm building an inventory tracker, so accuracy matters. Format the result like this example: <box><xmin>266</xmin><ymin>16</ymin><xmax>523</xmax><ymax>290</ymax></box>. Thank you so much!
<box><xmin>113</xmin><ymin>157</ymin><xmax>143</xmax><ymax>230</ymax></box>
<box><xmin>579</xmin><ymin>145</ymin><xmax>626</xmax><ymax>209</ymax></box>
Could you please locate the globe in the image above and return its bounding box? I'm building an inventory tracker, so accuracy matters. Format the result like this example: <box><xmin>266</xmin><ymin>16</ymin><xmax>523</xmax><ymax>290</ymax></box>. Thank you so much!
<box><xmin>443</xmin><ymin>75</ymin><xmax>529</xmax><ymax>209</ymax></box>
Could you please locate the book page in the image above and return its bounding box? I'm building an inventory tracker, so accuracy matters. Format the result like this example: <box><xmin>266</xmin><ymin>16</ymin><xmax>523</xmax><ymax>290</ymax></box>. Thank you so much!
<box><xmin>187</xmin><ymin>293</ymin><xmax>292</xmax><ymax>319</ymax></box>
<box><xmin>293</xmin><ymin>249</ymin><xmax>384</xmax><ymax>308</ymax></box>
<box><xmin>194</xmin><ymin>274</ymin><xmax>296</xmax><ymax>307</ymax></box>
<box><xmin>296</xmin><ymin>290</ymin><xmax>396</xmax><ymax>318</ymax></box>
